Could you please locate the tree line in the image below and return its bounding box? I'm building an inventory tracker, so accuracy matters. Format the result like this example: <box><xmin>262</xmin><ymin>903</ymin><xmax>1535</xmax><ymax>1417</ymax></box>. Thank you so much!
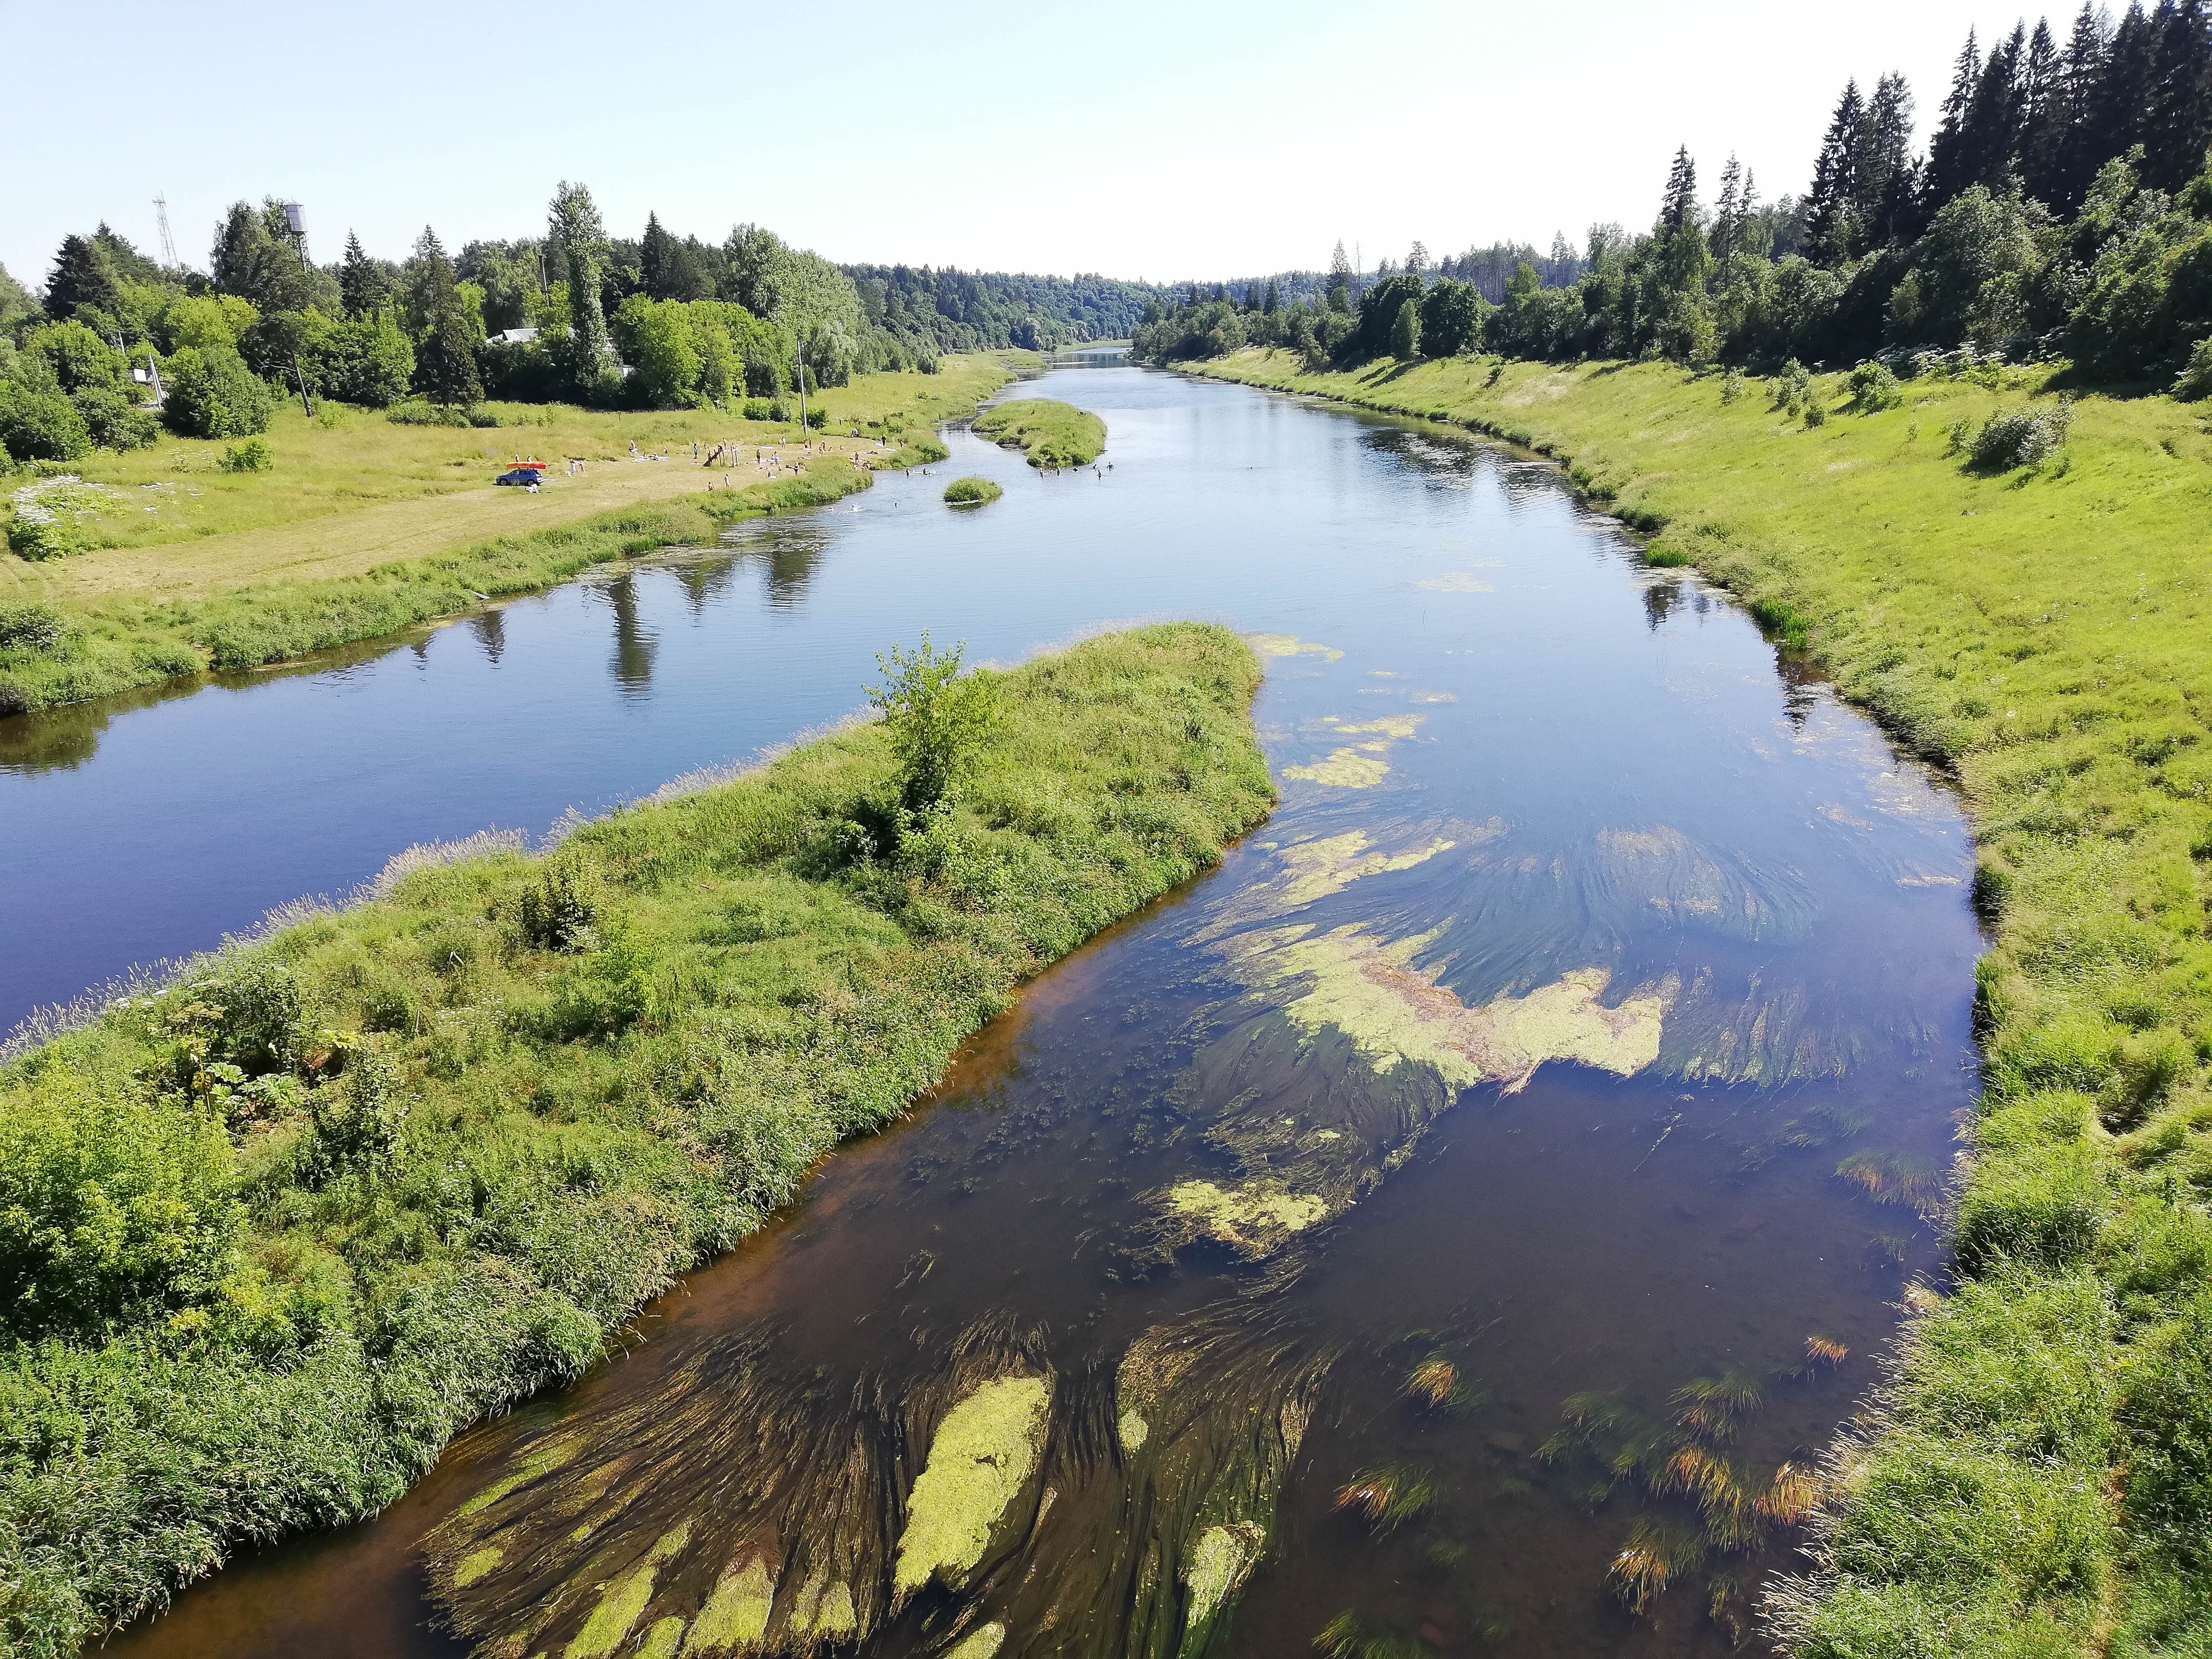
<box><xmin>1137</xmin><ymin>3</ymin><xmax>2212</xmax><ymax>397</ymax></box>
<box><xmin>0</xmin><ymin>185</ymin><xmax>1169</xmax><ymax>466</ymax></box>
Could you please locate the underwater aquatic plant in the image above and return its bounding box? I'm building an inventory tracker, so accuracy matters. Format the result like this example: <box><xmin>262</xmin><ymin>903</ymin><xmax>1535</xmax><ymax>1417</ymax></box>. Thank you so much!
<box><xmin>1314</xmin><ymin>1609</ymin><xmax>1428</xmax><ymax>1659</ymax></box>
<box><xmin>1608</xmin><ymin>1516</ymin><xmax>1709</xmax><ymax>1613</ymax></box>
<box><xmin>1670</xmin><ymin>1371</ymin><xmax>1766</xmax><ymax>1440</ymax></box>
<box><xmin>1334</xmin><ymin>1462</ymin><xmax>1440</xmax><ymax>1531</ymax></box>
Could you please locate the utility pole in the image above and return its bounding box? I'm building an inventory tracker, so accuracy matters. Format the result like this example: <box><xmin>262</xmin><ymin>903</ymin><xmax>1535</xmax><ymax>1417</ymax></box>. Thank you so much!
<box><xmin>794</xmin><ymin>337</ymin><xmax>806</xmax><ymax>433</ymax></box>
<box><xmin>281</xmin><ymin>203</ymin><xmax>316</xmax><ymax>417</ymax></box>
<box><xmin>153</xmin><ymin>193</ymin><xmax>178</xmax><ymax>269</ymax></box>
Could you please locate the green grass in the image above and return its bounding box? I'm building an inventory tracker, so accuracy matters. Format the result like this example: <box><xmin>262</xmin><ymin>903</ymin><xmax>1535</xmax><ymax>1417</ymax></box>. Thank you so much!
<box><xmin>972</xmin><ymin>397</ymin><xmax>1106</xmax><ymax>467</ymax></box>
<box><xmin>942</xmin><ymin>475</ymin><xmax>1002</xmax><ymax>506</ymax></box>
<box><xmin>0</xmin><ymin>622</ymin><xmax>1272</xmax><ymax>1657</ymax></box>
<box><xmin>1190</xmin><ymin>346</ymin><xmax>2212</xmax><ymax>1656</ymax></box>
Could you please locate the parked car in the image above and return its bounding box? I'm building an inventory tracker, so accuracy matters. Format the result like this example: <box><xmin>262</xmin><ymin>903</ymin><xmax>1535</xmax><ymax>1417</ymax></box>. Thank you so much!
<box><xmin>494</xmin><ymin>468</ymin><xmax>541</xmax><ymax>488</ymax></box>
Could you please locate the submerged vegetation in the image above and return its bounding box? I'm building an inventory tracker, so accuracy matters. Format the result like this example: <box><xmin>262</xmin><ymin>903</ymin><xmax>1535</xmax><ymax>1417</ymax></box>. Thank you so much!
<box><xmin>972</xmin><ymin>398</ymin><xmax>1106</xmax><ymax>468</ymax></box>
<box><xmin>0</xmin><ymin>624</ymin><xmax>1272</xmax><ymax>1655</ymax></box>
<box><xmin>1180</xmin><ymin>343</ymin><xmax>2212</xmax><ymax>1651</ymax></box>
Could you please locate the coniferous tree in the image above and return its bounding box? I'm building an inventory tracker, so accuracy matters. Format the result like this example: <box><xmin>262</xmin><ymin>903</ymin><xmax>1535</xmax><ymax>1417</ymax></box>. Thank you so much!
<box><xmin>1327</xmin><ymin>240</ymin><xmax>1352</xmax><ymax>313</ymax></box>
<box><xmin>1805</xmin><ymin>81</ymin><xmax>1864</xmax><ymax>262</ymax></box>
<box><xmin>1858</xmin><ymin>73</ymin><xmax>1920</xmax><ymax>246</ymax></box>
<box><xmin>1389</xmin><ymin>297</ymin><xmax>1421</xmax><ymax>360</ymax></box>
<box><xmin>1658</xmin><ymin>145</ymin><xmax>1699</xmax><ymax>235</ymax></box>
<box><xmin>403</xmin><ymin>227</ymin><xmax>458</xmax><ymax>340</ymax></box>
<box><xmin>1263</xmin><ymin>279</ymin><xmax>1280</xmax><ymax>314</ymax></box>
<box><xmin>1961</xmin><ymin>25</ymin><xmax>2030</xmax><ymax>189</ymax></box>
<box><xmin>2092</xmin><ymin>4</ymin><xmax>2158</xmax><ymax>164</ymax></box>
<box><xmin>339</xmin><ymin>231</ymin><xmax>391</xmax><ymax>318</ymax></box>
<box><xmin>1712</xmin><ymin>155</ymin><xmax>1745</xmax><ymax>260</ymax></box>
<box><xmin>43</xmin><ymin>234</ymin><xmax>122</xmax><ymax>323</ymax></box>
<box><xmin>2145</xmin><ymin>0</ymin><xmax>2212</xmax><ymax>187</ymax></box>
<box><xmin>2051</xmin><ymin>3</ymin><xmax>2114</xmax><ymax>210</ymax></box>
<box><xmin>1925</xmin><ymin>29</ymin><xmax>1985</xmax><ymax>207</ymax></box>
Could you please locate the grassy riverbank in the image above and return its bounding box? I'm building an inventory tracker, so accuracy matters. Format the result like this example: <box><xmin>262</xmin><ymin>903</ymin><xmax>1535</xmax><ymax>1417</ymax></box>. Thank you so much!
<box><xmin>0</xmin><ymin>622</ymin><xmax>1272</xmax><ymax>1656</ymax></box>
<box><xmin>1189</xmin><ymin>347</ymin><xmax>2212</xmax><ymax>1656</ymax></box>
<box><xmin>0</xmin><ymin>353</ymin><xmax>1030</xmax><ymax>715</ymax></box>
<box><xmin>973</xmin><ymin>396</ymin><xmax>1107</xmax><ymax>467</ymax></box>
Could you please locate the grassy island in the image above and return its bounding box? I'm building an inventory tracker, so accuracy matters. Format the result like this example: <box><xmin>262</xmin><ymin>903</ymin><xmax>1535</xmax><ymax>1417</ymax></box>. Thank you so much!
<box><xmin>1184</xmin><ymin>344</ymin><xmax>2212</xmax><ymax>1658</ymax></box>
<box><xmin>0</xmin><ymin>353</ymin><xmax>1029</xmax><ymax>717</ymax></box>
<box><xmin>972</xmin><ymin>397</ymin><xmax>1106</xmax><ymax>467</ymax></box>
<box><xmin>942</xmin><ymin>475</ymin><xmax>1002</xmax><ymax>506</ymax></box>
<box><xmin>0</xmin><ymin>623</ymin><xmax>1272</xmax><ymax>1657</ymax></box>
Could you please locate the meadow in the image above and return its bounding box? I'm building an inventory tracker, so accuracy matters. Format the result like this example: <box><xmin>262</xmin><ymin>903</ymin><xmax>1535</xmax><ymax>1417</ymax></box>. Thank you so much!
<box><xmin>972</xmin><ymin>397</ymin><xmax>1107</xmax><ymax>468</ymax></box>
<box><xmin>0</xmin><ymin>353</ymin><xmax>1030</xmax><ymax>713</ymax></box>
<box><xmin>1188</xmin><ymin>345</ymin><xmax>2212</xmax><ymax>1657</ymax></box>
<box><xmin>0</xmin><ymin>622</ymin><xmax>1273</xmax><ymax>1656</ymax></box>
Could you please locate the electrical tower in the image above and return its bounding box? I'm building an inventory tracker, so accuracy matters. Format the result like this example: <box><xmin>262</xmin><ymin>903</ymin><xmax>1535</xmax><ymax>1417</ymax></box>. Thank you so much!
<box><xmin>153</xmin><ymin>193</ymin><xmax>178</xmax><ymax>268</ymax></box>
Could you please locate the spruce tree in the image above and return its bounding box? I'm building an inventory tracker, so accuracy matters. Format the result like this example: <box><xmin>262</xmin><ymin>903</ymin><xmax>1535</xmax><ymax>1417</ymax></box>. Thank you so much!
<box><xmin>418</xmin><ymin>304</ymin><xmax>483</xmax><ymax>407</ymax></box>
<box><xmin>339</xmin><ymin>231</ymin><xmax>390</xmax><ymax>318</ymax></box>
<box><xmin>2145</xmin><ymin>0</ymin><xmax>2212</xmax><ymax>188</ymax></box>
<box><xmin>1924</xmin><ymin>29</ymin><xmax>1984</xmax><ymax>208</ymax></box>
<box><xmin>1805</xmin><ymin>81</ymin><xmax>1864</xmax><ymax>263</ymax></box>
<box><xmin>403</xmin><ymin>227</ymin><xmax>457</xmax><ymax>341</ymax></box>
<box><xmin>1857</xmin><ymin>74</ymin><xmax>1919</xmax><ymax>246</ymax></box>
<box><xmin>1712</xmin><ymin>156</ymin><xmax>1744</xmax><ymax>260</ymax></box>
<box><xmin>2053</xmin><ymin>4</ymin><xmax>2114</xmax><ymax>211</ymax></box>
<box><xmin>1327</xmin><ymin>240</ymin><xmax>1352</xmax><ymax>313</ymax></box>
<box><xmin>1658</xmin><ymin>146</ymin><xmax>1699</xmax><ymax>236</ymax></box>
<box><xmin>1263</xmin><ymin>279</ymin><xmax>1279</xmax><ymax>314</ymax></box>
<box><xmin>639</xmin><ymin>212</ymin><xmax>680</xmax><ymax>300</ymax></box>
<box><xmin>2092</xmin><ymin>4</ymin><xmax>2158</xmax><ymax>167</ymax></box>
<box><xmin>43</xmin><ymin>234</ymin><xmax>122</xmax><ymax>323</ymax></box>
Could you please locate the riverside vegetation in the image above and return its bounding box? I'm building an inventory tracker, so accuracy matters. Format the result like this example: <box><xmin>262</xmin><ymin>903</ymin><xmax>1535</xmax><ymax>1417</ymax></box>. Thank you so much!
<box><xmin>972</xmin><ymin>398</ymin><xmax>1107</xmax><ymax>468</ymax></box>
<box><xmin>0</xmin><ymin>353</ymin><xmax>1023</xmax><ymax>715</ymax></box>
<box><xmin>1179</xmin><ymin>341</ymin><xmax>2212</xmax><ymax>1656</ymax></box>
<box><xmin>0</xmin><ymin>623</ymin><xmax>1273</xmax><ymax>1656</ymax></box>
<box><xmin>941</xmin><ymin>476</ymin><xmax>1002</xmax><ymax>506</ymax></box>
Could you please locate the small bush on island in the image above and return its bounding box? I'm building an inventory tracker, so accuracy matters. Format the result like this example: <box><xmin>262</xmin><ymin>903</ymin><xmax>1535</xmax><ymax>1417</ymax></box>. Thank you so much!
<box><xmin>942</xmin><ymin>476</ymin><xmax>1001</xmax><ymax>506</ymax></box>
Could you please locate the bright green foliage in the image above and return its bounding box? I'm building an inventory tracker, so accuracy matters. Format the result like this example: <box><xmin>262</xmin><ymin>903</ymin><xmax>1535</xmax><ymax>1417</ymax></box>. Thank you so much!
<box><xmin>1418</xmin><ymin>278</ymin><xmax>1487</xmax><ymax>358</ymax></box>
<box><xmin>1388</xmin><ymin>299</ymin><xmax>1421</xmax><ymax>361</ymax></box>
<box><xmin>942</xmin><ymin>476</ymin><xmax>1001</xmax><ymax>505</ymax></box>
<box><xmin>0</xmin><ymin>624</ymin><xmax>1270</xmax><ymax>1654</ymax></box>
<box><xmin>867</xmin><ymin>634</ymin><xmax>1001</xmax><ymax>813</ymax></box>
<box><xmin>972</xmin><ymin>397</ymin><xmax>1106</xmax><ymax>467</ymax></box>
<box><xmin>0</xmin><ymin>382</ymin><xmax>91</xmax><ymax>463</ymax></box>
<box><xmin>305</xmin><ymin>310</ymin><xmax>415</xmax><ymax>408</ymax></box>
<box><xmin>217</xmin><ymin>437</ymin><xmax>272</xmax><ymax>474</ymax></box>
<box><xmin>1188</xmin><ymin>347</ymin><xmax>2212</xmax><ymax>1658</ymax></box>
<box><xmin>161</xmin><ymin>346</ymin><xmax>274</xmax><ymax>439</ymax></box>
<box><xmin>160</xmin><ymin>293</ymin><xmax>259</xmax><ymax>353</ymax></box>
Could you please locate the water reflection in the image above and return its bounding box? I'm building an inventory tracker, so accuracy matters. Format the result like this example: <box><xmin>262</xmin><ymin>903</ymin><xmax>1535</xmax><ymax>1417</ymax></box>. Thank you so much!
<box><xmin>599</xmin><ymin>572</ymin><xmax>659</xmax><ymax>698</ymax></box>
<box><xmin>470</xmin><ymin>609</ymin><xmax>506</xmax><ymax>665</ymax></box>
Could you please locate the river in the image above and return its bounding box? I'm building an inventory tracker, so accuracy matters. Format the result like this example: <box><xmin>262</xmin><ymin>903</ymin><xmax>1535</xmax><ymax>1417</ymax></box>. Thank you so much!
<box><xmin>16</xmin><ymin>365</ymin><xmax>1979</xmax><ymax>1658</ymax></box>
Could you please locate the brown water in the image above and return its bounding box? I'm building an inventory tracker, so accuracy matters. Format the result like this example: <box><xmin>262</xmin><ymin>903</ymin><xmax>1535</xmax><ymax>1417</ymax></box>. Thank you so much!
<box><xmin>96</xmin><ymin>368</ymin><xmax>1980</xmax><ymax>1659</ymax></box>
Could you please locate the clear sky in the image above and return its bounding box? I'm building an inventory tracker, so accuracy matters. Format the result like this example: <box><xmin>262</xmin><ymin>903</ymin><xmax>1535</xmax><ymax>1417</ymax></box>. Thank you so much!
<box><xmin>7</xmin><ymin>0</ymin><xmax>2020</xmax><ymax>290</ymax></box>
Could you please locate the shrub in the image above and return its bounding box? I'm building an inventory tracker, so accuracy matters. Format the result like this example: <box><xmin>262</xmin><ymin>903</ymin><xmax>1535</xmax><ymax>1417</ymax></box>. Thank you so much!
<box><xmin>1970</xmin><ymin>400</ymin><xmax>2074</xmax><ymax>470</ymax></box>
<box><xmin>70</xmin><ymin>385</ymin><xmax>159</xmax><ymax>451</ymax></box>
<box><xmin>1847</xmin><ymin>361</ymin><xmax>1902</xmax><ymax>411</ymax></box>
<box><xmin>867</xmin><ymin>633</ymin><xmax>1001</xmax><ymax>812</ymax></box>
<box><xmin>0</xmin><ymin>1063</ymin><xmax>240</xmax><ymax>1343</ymax></box>
<box><xmin>0</xmin><ymin>603</ymin><xmax>67</xmax><ymax>654</ymax></box>
<box><xmin>805</xmin><ymin>405</ymin><xmax>829</xmax><ymax>429</ymax></box>
<box><xmin>517</xmin><ymin>857</ymin><xmax>602</xmax><ymax>951</ymax></box>
<box><xmin>1721</xmin><ymin>369</ymin><xmax>1745</xmax><ymax>404</ymax></box>
<box><xmin>1803</xmin><ymin>400</ymin><xmax>1828</xmax><ymax>427</ymax></box>
<box><xmin>162</xmin><ymin>345</ymin><xmax>274</xmax><ymax>439</ymax></box>
<box><xmin>2175</xmin><ymin>337</ymin><xmax>2212</xmax><ymax>402</ymax></box>
<box><xmin>741</xmin><ymin>398</ymin><xmax>771</xmax><ymax>420</ymax></box>
<box><xmin>218</xmin><ymin>436</ymin><xmax>272</xmax><ymax>474</ymax></box>
<box><xmin>0</xmin><ymin>381</ymin><xmax>91</xmax><ymax>462</ymax></box>
<box><xmin>942</xmin><ymin>476</ymin><xmax>1001</xmax><ymax>506</ymax></box>
<box><xmin>385</xmin><ymin>400</ymin><xmax>473</xmax><ymax>427</ymax></box>
<box><xmin>302</xmin><ymin>1046</ymin><xmax>407</xmax><ymax>1185</ymax></box>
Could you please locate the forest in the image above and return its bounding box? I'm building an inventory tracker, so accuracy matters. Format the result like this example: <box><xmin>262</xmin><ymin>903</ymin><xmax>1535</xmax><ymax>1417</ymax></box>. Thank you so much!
<box><xmin>1135</xmin><ymin>2</ymin><xmax>2212</xmax><ymax>397</ymax></box>
<box><xmin>0</xmin><ymin>184</ymin><xmax>1163</xmax><ymax>474</ymax></box>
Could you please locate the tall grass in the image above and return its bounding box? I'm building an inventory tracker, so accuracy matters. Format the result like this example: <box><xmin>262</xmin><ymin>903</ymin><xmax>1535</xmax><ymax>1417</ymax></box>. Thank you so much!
<box><xmin>1187</xmin><ymin>345</ymin><xmax>2212</xmax><ymax>1656</ymax></box>
<box><xmin>0</xmin><ymin>623</ymin><xmax>1272</xmax><ymax>1657</ymax></box>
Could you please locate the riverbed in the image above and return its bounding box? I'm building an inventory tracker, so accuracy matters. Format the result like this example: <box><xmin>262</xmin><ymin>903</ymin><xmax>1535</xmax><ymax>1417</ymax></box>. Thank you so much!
<box><xmin>12</xmin><ymin>365</ymin><xmax>1980</xmax><ymax>1658</ymax></box>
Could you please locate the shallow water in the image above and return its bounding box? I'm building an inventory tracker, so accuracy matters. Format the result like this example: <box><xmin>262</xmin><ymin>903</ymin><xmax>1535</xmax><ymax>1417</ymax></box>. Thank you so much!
<box><xmin>44</xmin><ymin>366</ymin><xmax>1980</xmax><ymax>1658</ymax></box>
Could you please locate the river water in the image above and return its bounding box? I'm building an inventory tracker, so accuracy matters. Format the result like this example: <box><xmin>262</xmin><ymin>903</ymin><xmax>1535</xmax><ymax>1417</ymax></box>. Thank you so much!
<box><xmin>25</xmin><ymin>366</ymin><xmax>1980</xmax><ymax>1658</ymax></box>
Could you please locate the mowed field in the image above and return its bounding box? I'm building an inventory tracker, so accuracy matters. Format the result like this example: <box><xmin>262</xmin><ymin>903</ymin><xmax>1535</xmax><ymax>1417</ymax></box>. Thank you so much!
<box><xmin>2</xmin><ymin>353</ymin><xmax>1028</xmax><ymax>604</ymax></box>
